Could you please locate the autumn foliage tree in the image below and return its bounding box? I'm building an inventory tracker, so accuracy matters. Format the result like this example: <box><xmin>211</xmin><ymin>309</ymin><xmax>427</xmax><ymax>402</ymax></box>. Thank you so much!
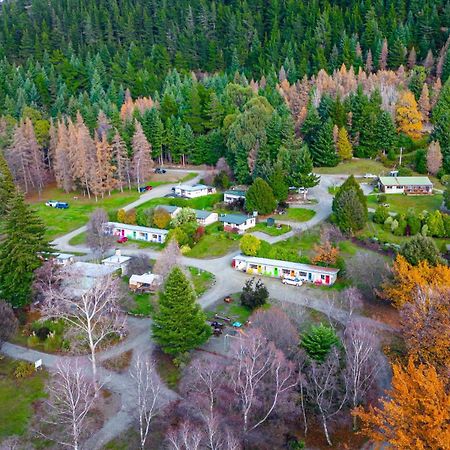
<box><xmin>426</xmin><ymin>140</ymin><xmax>443</xmax><ymax>175</ymax></box>
<box><xmin>380</xmin><ymin>255</ymin><xmax>450</xmax><ymax>307</ymax></box>
<box><xmin>395</xmin><ymin>90</ymin><xmax>423</xmax><ymax>140</ymax></box>
<box><xmin>312</xmin><ymin>241</ymin><xmax>340</xmax><ymax>266</ymax></box>
<box><xmin>337</xmin><ymin>127</ymin><xmax>353</xmax><ymax>160</ymax></box>
<box><xmin>353</xmin><ymin>357</ymin><xmax>450</xmax><ymax>449</ymax></box>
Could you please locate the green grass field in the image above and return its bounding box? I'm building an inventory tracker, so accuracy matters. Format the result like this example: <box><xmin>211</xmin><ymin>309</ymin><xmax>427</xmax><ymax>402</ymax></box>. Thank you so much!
<box><xmin>135</xmin><ymin>193</ymin><xmax>223</xmax><ymax>213</ymax></box>
<box><xmin>0</xmin><ymin>358</ymin><xmax>47</xmax><ymax>439</ymax></box>
<box><xmin>284</xmin><ymin>208</ymin><xmax>316</xmax><ymax>222</ymax></box>
<box><xmin>315</xmin><ymin>159</ymin><xmax>386</xmax><ymax>175</ymax></box>
<box><xmin>252</xmin><ymin>222</ymin><xmax>291</xmax><ymax>236</ymax></box>
<box><xmin>188</xmin><ymin>267</ymin><xmax>215</xmax><ymax>296</ymax></box>
<box><xmin>367</xmin><ymin>193</ymin><xmax>443</xmax><ymax>215</ymax></box>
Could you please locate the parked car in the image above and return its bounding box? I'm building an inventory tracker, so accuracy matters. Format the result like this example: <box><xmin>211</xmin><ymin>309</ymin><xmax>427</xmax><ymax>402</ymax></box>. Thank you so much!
<box><xmin>138</xmin><ymin>185</ymin><xmax>153</xmax><ymax>193</ymax></box>
<box><xmin>364</xmin><ymin>173</ymin><xmax>377</xmax><ymax>179</ymax></box>
<box><xmin>282</xmin><ymin>277</ymin><xmax>303</xmax><ymax>287</ymax></box>
<box><xmin>154</xmin><ymin>167</ymin><xmax>166</xmax><ymax>174</ymax></box>
<box><xmin>45</xmin><ymin>200</ymin><xmax>59</xmax><ymax>207</ymax></box>
<box><xmin>55</xmin><ymin>202</ymin><xmax>69</xmax><ymax>209</ymax></box>
<box><xmin>117</xmin><ymin>236</ymin><xmax>128</xmax><ymax>244</ymax></box>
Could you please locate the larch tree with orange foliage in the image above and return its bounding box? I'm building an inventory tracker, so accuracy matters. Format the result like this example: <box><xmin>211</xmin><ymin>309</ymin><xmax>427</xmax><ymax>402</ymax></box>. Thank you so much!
<box><xmin>395</xmin><ymin>90</ymin><xmax>423</xmax><ymax>140</ymax></box>
<box><xmin>400</xmin><ymin>288</ymin><xmax>450</xmax><ymax>371</ymax></box>
<box><xmin>312</xmin><ymin>241</ymin><xmax>340</xmax><ymax>266</ymax></box>
<box><xmin>353</xmin><ymin>357</ymin><xmax>450</xmax><ymax>449</ymax></box>
<box><xmin>379</xmin><ymin>255</ymin><xmax>450</xmax><ymax>307</ymax></box>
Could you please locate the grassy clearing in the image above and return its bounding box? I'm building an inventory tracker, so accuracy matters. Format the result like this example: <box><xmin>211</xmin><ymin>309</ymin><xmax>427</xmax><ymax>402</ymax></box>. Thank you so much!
<box><xmin>188</xmin><ymin>267</ymin><xmax>215</xmax><ymax>297</ymax></box>
<box><xmin>187</xmin><ymin>223</ymin><xmax>241</xmax><ymax>258</ymax></box>
<box><xmin>154</xmin><ymin>349</ymin><xmax>181</xmax><ymax>390</ymax></box>
<box><xmin>282</xmin><ymin>208</ymin><xmax>316</xmax><ymax>222</ymax></box>
<box><xmin>252</xmin><ymin>222</ymin><xmax>291</xmax><ymax>236</ymax></box>
<box><xmin>68</xmin><ymin>231</ymin><xmax>86</xmax><ymax>246</ymax></box>
<box><xmin>0</xmin><ymin>357</ymin><xmax>47</xmax><ymax>439</ymax></box>
<box><xmin>367</xmin><ymin>193</ymin><xmax>443</xmax><ymax>215</ymax></box>
<box><xmin>29</xmin><ymin>188</ymin><xmax>140</xmax><ymax>239</ymax></box>
<box><xmin>315</xmin><ymin>159</ymin><xmax>386</xmax><ymax>175</ymax></box>
<box><xmin>136</xmin><ymin>193</ymin><xmax>222</xmax><ymax>213</ymax></box>
<box><xmin>101</xmin><ymin>350</ymin><xmax>133</xmax><ymax>373</ymax></box>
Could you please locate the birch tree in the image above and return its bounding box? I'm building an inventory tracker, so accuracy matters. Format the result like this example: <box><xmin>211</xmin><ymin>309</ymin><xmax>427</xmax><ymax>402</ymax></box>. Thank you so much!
<box><xmin>86</xmin><ymin>208</ymin><xmax>114</xmax><ymax>258</ymax></box>
<box><xmin>130</xmin><ymin>354</ymin><xmax>161</xmax><ymax>450</ymax></box>
<box><xmin>166</xmin><ymin>421</ymin><xmax>204</xmax><ymax>450</ymax></box>
<box><xmin>41</xmin><ymin>274</ymin><xmax>127</xmax><ymax>389</ymax></box>
<box><xmin>42</xmin><ymin>359</ymin><xmax>101</xmax><ymax>450</ymax></box>
<box><xmin>152</xmin><ymin>238</ymin><xmax>182</xmax><ymax>280</ymax></box>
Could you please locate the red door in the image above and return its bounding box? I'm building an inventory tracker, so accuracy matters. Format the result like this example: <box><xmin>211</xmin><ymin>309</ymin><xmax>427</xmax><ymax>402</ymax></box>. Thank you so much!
<box><xmin>325</xmin><ymin>275</ymin><xmax>330</xmax><ymax>284</ymax></box>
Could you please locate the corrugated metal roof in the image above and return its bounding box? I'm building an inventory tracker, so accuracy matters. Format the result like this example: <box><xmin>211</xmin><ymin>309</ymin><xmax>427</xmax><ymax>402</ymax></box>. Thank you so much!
<box><xmin>379</xmin><ymin>176</ymin><xmax>432</xmax><ymax>186</ymax></box>
<box><xmin>219</xmin><ymin>214</ymin><xmax>251</xmax><ymax>225</ymax></box>
<box><xmin>224</xmin><ymin>190</ymin><xmax>246</xmax><ymax>197</ymax></box>
<box><xmin>194</xmin><ymin>209</ymin><xmax>216</xmax><ymax>219</ymax></box>
<box><xmin>175</xmin><ymin>184</ymin><xmax>209</xmax><ymax>191</ymax></box>
<box><xmin>156</xmin><ymin>205</ymin><xmax>180</xmax><ymax>213</ymax></box>
<box><xmin>233</xmin><ymin>255</ymin><xmax>340</xmax><ymax>274</ymax></box>
<box><xmin>109</xmin><ymin>222</ymin><xmax>169</xmax><ymax>235</ymax></box>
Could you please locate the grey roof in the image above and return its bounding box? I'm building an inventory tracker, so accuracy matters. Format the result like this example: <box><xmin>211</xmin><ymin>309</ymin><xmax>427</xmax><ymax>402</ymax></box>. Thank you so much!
<box><xmin>109</xmin><ymin>222</ymin><xmax>169</xmax><ymax>235</ymax></box>
<box><xmin>233</xmin><ymin>255</ymin><xmax>340</xmax><ymax>274</ymax></box>
<box><xmin>156</xmin><ymin>205</ymin><xmax>180</xmax><ymax>214</ymax></box>
<box><xmin>219</xmin><ymin>214</ymin><xmax>251</xmax><ymax>225</ymax></box>
<box><xmin>175</xmin><ymin>184</ymin><xmax>209</xmax><ymax>192</ymax></box>
<box><xmin>224</xmin><ymin>190</ymin><xmax>246</xmax><ymax>197</ymax></box>
<box><xmin>194</xmin><ymin>209</ymin><xmax>216</xmax><ymax>219</ymax></box>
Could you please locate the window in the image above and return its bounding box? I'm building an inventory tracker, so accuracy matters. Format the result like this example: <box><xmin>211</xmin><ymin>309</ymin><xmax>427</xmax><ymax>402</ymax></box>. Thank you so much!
<box><xmin>249</xmin><ymin>264</ymin><xmax>258</xmax><ymax>269</ymax></box>
<box><xmin>299</xmin><ymin>271</ymin><xmax>307</xmax><ymax>277</ymax></box>
<box><xmin>321</xmin><ymin>274</ymin><xmax>325</xmax><ymax>280</ymax></box>
<box><xmin>282</xmin><ymin>269</ymin><xmax>290</xmax><ymax>275</ymax></box>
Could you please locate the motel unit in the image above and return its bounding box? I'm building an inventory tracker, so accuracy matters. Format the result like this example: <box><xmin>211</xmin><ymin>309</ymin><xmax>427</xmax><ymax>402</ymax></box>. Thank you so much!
<box><xmin>173</xmin><ymin>184</ymin><xmax>216</xmax><ymax>198</ymax></box>
<box><xmin>156</xmin><ymin>205</ymin><xmax>181</xmax><ymax>218</ymax></box>
<box><xmin>194</xmin><ymin>209</ymin><xmax>218</xmax><ymax>226</ymax></box>
<box><xmin>219</xmin><ymin>214</ymin><xmax>256</xmax><ymax>234</ymax></box>
<box><xmin>108</xmin><ymin>222</ymin><xmax>169</xmax><ymax>244</ymax></box>
<box><xmin>232</xmin><ymin>255</ymin><xmax>339</xmax><ymax>286</ymax></box>
<box><xmin>378</xmin><ymin>176</ymin><xmax>433</xmax><ymax>195</ymax></box>
<box><xmin>223</xmin><ymin>190</ymin><xmax>246</xmax><ymax>204</ymax></box>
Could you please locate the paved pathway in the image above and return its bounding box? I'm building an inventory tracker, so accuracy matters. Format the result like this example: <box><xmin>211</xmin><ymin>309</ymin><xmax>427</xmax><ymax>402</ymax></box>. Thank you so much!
<box><xmin>2</xmin><ymin>172</ymin><xmax>390</xmax><ymax>449</ymax></box>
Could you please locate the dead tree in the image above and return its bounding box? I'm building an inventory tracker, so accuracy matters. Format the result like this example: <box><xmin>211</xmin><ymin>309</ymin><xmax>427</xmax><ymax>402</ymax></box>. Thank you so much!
<box><xmin>130</xmin><ymin>354</ymin><xmax>162</xmax><ymax>450</ymax></box>
<box><xmin>41</xmin><ymin>359</ymin><xmax>101</xmax><ymax>450</ymax></box>
<box><xmin>86</xmin><ymin>208</ymin><xmax>115</xmax><ymax>258</ymax></box>
<box><xmin>41</xmin><ymin>274</ymin><xmax>126</xmax><ymax>390</ymax></box>
<box><xmin>343</xmin><ymin>320</ymin><xmax>380</xmax><ymax>429</ymax></box>
<box><xmin>166</xmin><ymin>421</ymin><xmax>204</xmax><ymax>450</ymax></box>
<box><xmin>153</xmin><ymin>239</ymin><xmax>182</xmax><ymax>280</ymax></box>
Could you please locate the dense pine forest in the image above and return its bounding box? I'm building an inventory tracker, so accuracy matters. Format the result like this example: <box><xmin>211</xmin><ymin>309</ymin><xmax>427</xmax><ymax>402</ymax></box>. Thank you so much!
<box><xmin>0</xmin><ymin>0</ymin><xmax>449</xmax><ymax>195</ymax></box>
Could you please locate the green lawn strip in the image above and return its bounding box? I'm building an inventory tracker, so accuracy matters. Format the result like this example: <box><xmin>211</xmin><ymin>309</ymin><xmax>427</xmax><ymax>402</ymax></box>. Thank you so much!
<box><xmin>0</xmin><ymin>358</ymin><xmax>47</xmax><ymax>439</ymax></box>
<box><xmin>135</xmin><ymin>193</ymin><xmax>223</xmax><ymax>214</ymax></box>
<box><xmin>154</xmin><ymin>350</ymin><xmax>181</xmax><ymax>390</ymax></box>
<box><xmin>367</xmin><ymin>193</ymin><xmax>443</xmax><ymax>215</ymax></box>
<box><xmin>280</xmin><ymin>208</ymin><xmax>316</xmax><ymax>222</ymax></box>
<box><xmin>252</xmin><ymin>222</ymin><xmax>291</xmax><ymax>236</ymax></box>
<box><xmin>315</xmin><ymin>159</ymin><xmax>386</xmax><ymax>175</ymax></box>
<box><xmin>188</xmin><ymin>267</ymin><xmax>215</xmax><ymax>297</ymax></box>
<box><xmin>68</xmin><ymin>231</ymin><xmax>86</xmax><ymax>246</ymax></box>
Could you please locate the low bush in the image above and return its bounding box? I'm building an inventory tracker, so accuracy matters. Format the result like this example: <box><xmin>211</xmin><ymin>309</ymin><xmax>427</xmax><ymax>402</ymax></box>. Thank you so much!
<box><xmin>14</xmin><ymin>361</ymin><xmax>35</xmax><ymax>379</ymax></box>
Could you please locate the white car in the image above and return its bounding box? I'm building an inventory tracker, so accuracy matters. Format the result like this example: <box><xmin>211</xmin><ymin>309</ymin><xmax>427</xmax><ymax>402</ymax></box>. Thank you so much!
<box><xmin>45</xmin><ymin>200</ymin><xmax>59</xmax><ymax>207</ymax></box>
<box><xmin>282</xmin><ymin>277</ymin><xmax>303</xmax><ymax>287</ymax></box>
<box><xmin>364</xmin><ymin>173</ymin><xmax>377</xmax><ymax>179</ymax></box>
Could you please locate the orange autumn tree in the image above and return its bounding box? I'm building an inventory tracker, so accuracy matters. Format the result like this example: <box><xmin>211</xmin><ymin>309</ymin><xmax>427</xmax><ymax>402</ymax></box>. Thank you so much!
<box><xmin>395</xmin><ymin>90</ymin><xmax>423</xmax><ymax>140</ymax></box>
<box><xmin>353</xmin><ymin>357</ymin><xmax>450</xmax><ymax>449</ymax></box>
<box><xmin>380</xmin><ymin>255</ymin><xmax>450</xmax><ymax>307</ymax></box>
<box><xmin>312</xmin><ymin>241</ymin><xmax>340</xmax><ymax>266</ymax></box>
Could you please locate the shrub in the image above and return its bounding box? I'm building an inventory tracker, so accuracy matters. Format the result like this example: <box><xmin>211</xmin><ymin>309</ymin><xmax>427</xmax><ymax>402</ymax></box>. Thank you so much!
<box><xmin>377</xmin><ymin>194</ymin><xmax>387</xmax><ymax>204</ymax></box>
<box><xmin>373</xmin><ymin>205</ymin><xmax>390</xmax><ymax>224</ymax></box>
<box><xmin>153</xmin><ymin>208</ymin><xmax>171</xmax><ymax>229</ymax></box>
<box><xmin>390</xmin><ymin>219</ymin><xmax>399</xmax><ymax>233</ymax></box>
<box><xmin>300</xmin><ymin>323</ymin><xmax>340</xmax><ymax>362</ymax></box>
<box><xmin>384</xmin><ymin>216</ymin><xmax>393</xmax><ymax>230</ymax></box>
<box><xmin>44</xmin><ymin>332</ymin><xmax>63</xmax><ymax>352</ymax></box>
<box><xmin>35</xmin><ymin>326</ymin><xmax>51</xmax><ymax>341</ymax></box>
<box><xmin>240</xmin><ymin>234</ymin><xmax>261</xmax><ymax>256</ymax></box>
<box><xmin>406</xmin><ymin>211</ymin><xmax>421</xmax><ymax>235</ymax></box>
<box><xmin>240</xmin><ymin>278</ymin><xmax>268</xmax><ymax>310</ymax></box>
<box><xmin>168</xmin><ymin>227</ymin><xmax>189</xmax><ymax>246</ymax></box>
<box><xmin>393</xmin><ymin>216</ymin><xmax>407</xmax><ymax>236</ymax></box>
<box><xmin>27</xmin><ymin>333</ymin><xmax>40</xmax><ymax>347</ymax></box>
<box><xmin>14</xmin><ymin>361</ymin><xmax>35</xmax><ymax>378</ymax></box>
<box><xmin>193</xmin><ymin>226</ymin><xmax>205</xmax><ymax>242</ymax></box>
<box><xmin>400</xmin><ymin>234</ymin><xmax>444</xmax><ymax>266</ymax></box>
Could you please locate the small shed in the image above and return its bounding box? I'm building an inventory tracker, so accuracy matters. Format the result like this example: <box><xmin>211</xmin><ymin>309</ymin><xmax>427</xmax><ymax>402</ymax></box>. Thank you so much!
<box><xmin>267</xmin><ymin>217</ymin><xmax>275</xmax><ymax>227</ymax></box>
<box><xmin>101</xmin><ymin>250</ymin><xmax>132</xmax><ymax>275</ymax></box>
<box><xmin>129</xmin><ymin>273</ymin><xmax>162</xmax><ymax>292</ymax></box>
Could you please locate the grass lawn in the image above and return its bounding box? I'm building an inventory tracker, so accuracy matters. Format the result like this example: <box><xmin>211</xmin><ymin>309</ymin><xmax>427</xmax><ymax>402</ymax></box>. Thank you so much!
<box><xmin>188</xmin><ymin>267</ymin><xmax>215</xmax><ymax>297</ymax></box>
<box><xmin>252</xmin><ymin>222</ymin><xmax>291</xmax><ymax>236</ymax></box>
<box><xmin>136</xmin><ymin>193</ymin><xmax>222</xmax><ymax>213</ymax></box>
<box><xmin>29</xmin><ymin>188</ymin><xmax>140</xmax><ymax>239</ymax></box>
<box><xmin>367</xmin><ymin>193</ymin><xmax>443</xmax><ymax>215</ymax></box>
<box><xmin>315</xmin><ymin>159</ymin><xmax>386</xmax><ymax>175</ymax></box>
<box><xmin>68</xmin><ymin>231</ymin><xmax>86</xmax><ymax>246</ymax></box>
<box><xmin>0</xmin><ymin>357</ymin><xmax>47</xmax><ymax>439</ymax></box>
<box><xmin>282</xmin><ymin>208</ymin><xmax>316</xmax><ymax>222</ymax></box>
<box><xmin>187</xmin><ymin>223</ymin><xmax>241</xmax><ymax>258</ymax></box>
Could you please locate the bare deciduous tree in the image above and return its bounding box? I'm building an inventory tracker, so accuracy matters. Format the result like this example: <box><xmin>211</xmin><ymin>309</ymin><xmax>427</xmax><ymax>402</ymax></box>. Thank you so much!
<box><xmin>0</xmin><ymin>300</ymin><xmax>18</xmax><ymax>348</ymax></box>
<box><xmin>343</xmin><ymin>320</ymin><xmax>380</xmax><ymax>429</ymax></box>
<box><xmin>86</xmin><ymin>208</ymin><xmax>115</xmax><ymax>258</ymax></box>
<box><xmin>41</xmin><ymin>274</ymin><xmax>126</xmax><ymax>389</ymax></box>
<box><xmin>228</xmin><ymin>330</ymin><xmax>298</xmax><ymax>433</ymax></box>
<box><xmin>153</xmin><ymin>239</ymin><xmax>182</xmax><ymax>280</ymax></box>
<box><xmin>166</xmin><ymin>421</ymin><xmax>204</xmax><ymax>450</ymax></box>
<box><xmin>305</xmin><ymin>348</ymin><xmax>347</xmax><ymax>446</ymax></box>
<box><xmin>341</xmin><ymin>287</ymin><xmax>364</xmax><ymax>320</ymax></box>
<box><xmin>131</xmin><ymin>121</ymin><xmax>153</xmax><ymax>191</ymax></box>
<box><xmin>130</xmin><ymin>354</ymin><xmax>161</xmax><ymax>450</ymax></box>
<box><xmin>128</xmin><ymin>255</ymin><xmax>152</xmax><ymax>275</ymax></box>
<box><xmin>41</xmin><ymin>359</ymin><xmax>100</xmax><ymax>450</ymax></box>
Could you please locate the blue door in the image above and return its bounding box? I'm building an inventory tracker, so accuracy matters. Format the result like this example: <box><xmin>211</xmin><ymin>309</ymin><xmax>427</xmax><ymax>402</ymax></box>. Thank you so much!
<box><xmin>308</xmin><ymin>272</ymin><xmax>312</xmax><ymax>281</ymax></box>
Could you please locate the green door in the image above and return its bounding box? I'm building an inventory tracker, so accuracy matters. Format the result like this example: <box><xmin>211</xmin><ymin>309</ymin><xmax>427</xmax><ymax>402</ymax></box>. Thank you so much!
<box><xmin>274</xmin><ymin>267</ymin><xmax>278</xmax><ymax>277</ymax></box>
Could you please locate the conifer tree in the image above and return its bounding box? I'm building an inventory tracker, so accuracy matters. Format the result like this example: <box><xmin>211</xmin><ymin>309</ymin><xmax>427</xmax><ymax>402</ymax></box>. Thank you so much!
<box><xmin>288</xmin><ymin>146</ymin><xmax>320</xmax><ymax>188</ymax></box>
<box><xmin>152</xmin><ymin>267</ymin><xmax>210</xmax><ymax>356</ymax></box>
<box><xmin>111</xmin><ymin>131</ymin><xmax>131</xmax><ymax>191</ymax></box>
<box><xmin>245</xmin><ymin>177</ymin><xmax>277</xmax><ymax>214</ymax></box>
<box><xmin>310</xmin><ymin>119</ymin><xmax>339</xmax><ymax>167</ymax></box>
<box><xmin>300</xmin><ymin>104</ymin><xmax>322</xmax><ymax>146</ymax></box>
<box><xmin>0</xmin><ymin>151</ymin><xmax>15</xmax><ymax>217</ymax></box>
<box><xmin>131</xmin><ymin>121</ymin><xmax>153</xmax><ymax>190</ymax></box>
<box><xmin>0</xmin><ymin>191</ymin><xmax>51</xmax><ymax>307</ymax></box>
<box><xmin>375</xmin><ymin>111</ymin><xmax>397</xmax><ymax>155</ymax></box>
<box><xmin>269</xmin><ymin>163</ymin><xmax>288</xmax><ymax>201</ymax></box>
<box><xmin>337</xmin><ymin>127</ymin><xmax>353</xmax><ymax>160</ymax></box>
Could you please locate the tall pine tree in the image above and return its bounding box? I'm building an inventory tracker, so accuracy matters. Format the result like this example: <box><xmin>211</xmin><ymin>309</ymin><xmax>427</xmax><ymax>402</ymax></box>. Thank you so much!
<box><xmin>310</xmin><ymin>119</ymin><xmax>339</xmax><ymax>167</ymax></box>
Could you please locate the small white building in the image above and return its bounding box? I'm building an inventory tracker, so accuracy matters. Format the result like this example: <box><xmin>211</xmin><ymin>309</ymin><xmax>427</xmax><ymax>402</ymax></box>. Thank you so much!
<box><xmin>54</xmin><ymin>253</ymin><xmax>75</xmax><ymax>266</ymax></box>
<box><xmin>101</xmin><ymin>250</ymin><xmax>131</xmax><ymax>275</ymax></box>
<box><xmin>378</xmin><ymin>176</ymin><xmax>433</xmax><ymax>195</ymax></box>
<box><xmin>232</xmin><ymin>255</ymin><xmax>339</xmax><ymax>286</ymax></box>
<box><xmin>219</xmin><ymin>214</ymin><xmax>256</xmax><ymax>234</ymax></box>
<box><xmin>156</xmin><ymin>205</ymin><xmax>181</xmax><ymax>218</ymax></box>
<box><xmin>223</xmin><ymin>190</ymin><xmax>246</xmax><ymax>204</ymax></box>
<box><xmin>194</xmin><ymin>209</ymin><xmax>219</xmax><ymax>226</ymax></box>
<box><xmin>108</xmin><ymin>222</ymin><xmax>169</xmax><ymax>244</ymax></box>
<box><xmin>173</xmin><ymin>184</ymin><xmax>216</xmax><ymax>198</ymax></box>
<box><xmin>129</xmin><ymin>273</ymin><xmax>162</xmax><ymax>292</ymax></box>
